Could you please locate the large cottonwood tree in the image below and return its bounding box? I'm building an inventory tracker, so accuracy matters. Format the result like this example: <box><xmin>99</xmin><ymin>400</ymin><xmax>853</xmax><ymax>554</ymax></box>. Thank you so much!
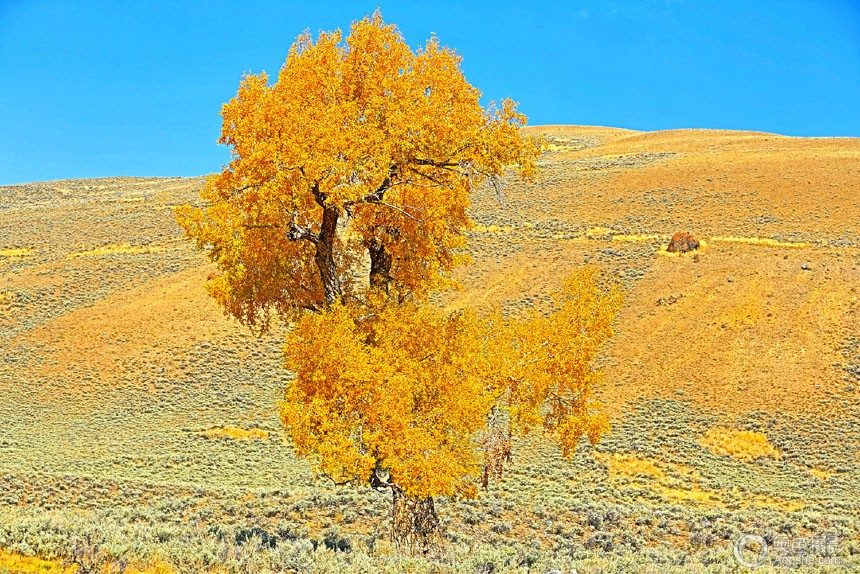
<box><xmin>178</xmin><ymin>12</ymin><xmax>618</xmax><ymax>553</ymax></box>
<box><xmin>177</xmin><ymin>11</ymin><xmax>538</xmax><ymax>326</ymax></box>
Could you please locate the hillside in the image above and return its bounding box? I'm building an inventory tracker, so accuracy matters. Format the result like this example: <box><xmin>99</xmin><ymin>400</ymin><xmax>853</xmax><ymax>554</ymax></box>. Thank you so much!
<box><xmin>1</xmin><ymin>127</ymin><xmax>858</xmax><ymax>572</ymax></box>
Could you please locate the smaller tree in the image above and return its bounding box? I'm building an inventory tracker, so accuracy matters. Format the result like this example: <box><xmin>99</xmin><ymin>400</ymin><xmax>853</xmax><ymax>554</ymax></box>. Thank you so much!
<box><xmin>281</xmin><ymin>267</ymin><xmax>620</xmax><ymax>551</ymax></box>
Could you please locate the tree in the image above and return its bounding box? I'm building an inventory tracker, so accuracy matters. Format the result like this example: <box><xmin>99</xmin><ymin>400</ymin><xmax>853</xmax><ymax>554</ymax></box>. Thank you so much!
<box><xmin>176</xmin><ymin>11</ymin><xmax>539</xmax><ymax>329</ymax></box>
<box><xmin>281</xmin><ymin>269</ymin><xmax>619</xmax><ymax>551</ymax></box>
<box><xmin>178</xmin><ymin>11</ymin><xmax>618</xmax><ymax>553</ymax></box>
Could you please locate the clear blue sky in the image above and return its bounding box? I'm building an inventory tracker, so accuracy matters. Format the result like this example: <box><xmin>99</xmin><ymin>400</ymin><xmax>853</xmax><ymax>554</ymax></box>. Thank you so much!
<box><xmin>1</xmin><ymin>0</ymin><xmax>858</xmax><ymax>184</ymax></box>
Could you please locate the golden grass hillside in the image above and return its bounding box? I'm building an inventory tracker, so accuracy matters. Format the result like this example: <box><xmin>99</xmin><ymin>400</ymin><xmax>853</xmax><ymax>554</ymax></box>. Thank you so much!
<box><xmin>1</xmin><ymin>131</ymin><xmax>858</xmax><ymax>572</ymax></box>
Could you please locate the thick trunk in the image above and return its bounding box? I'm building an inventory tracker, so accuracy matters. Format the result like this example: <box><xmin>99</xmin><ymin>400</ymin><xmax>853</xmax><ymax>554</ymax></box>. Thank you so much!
<box><xmin>315</xmin><ymin>205</ymin><xmax>342</xmax><ymax>306</ymax></box>
<box><xmin>391</xmin><ymin>489</ymin><xmax>440</xmax><ymax>554</ymax></box>
<box><xmin>368</xmin><ymin>240</ymin><xmax>392</xmax><ymax>295</ymax></box>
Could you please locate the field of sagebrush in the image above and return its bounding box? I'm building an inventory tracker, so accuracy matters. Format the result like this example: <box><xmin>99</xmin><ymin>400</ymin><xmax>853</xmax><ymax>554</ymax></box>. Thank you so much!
<box><xmin>1</xmin><ymin>127</ymin><xmax>859</xmax><ymax>572</ymax></box>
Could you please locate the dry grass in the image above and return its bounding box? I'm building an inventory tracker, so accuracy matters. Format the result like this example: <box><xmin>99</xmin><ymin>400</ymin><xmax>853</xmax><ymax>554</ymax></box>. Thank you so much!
<box><xmin>0</xmin><ymin>248</ymin><xmax>32</xmax><ymax>257</ymax></box>
<box><xmin>599</xmin><ymin>452</ymin><xmax>666</xmax><ymax>480</ymax></box>
<box><xmin>596</xmin><ymin>448</ymin><xmax>804</xmax><ymax>511</ymax></box>
<box><xmin>2</xmin><ymin>132</ymin><xmax>859</xmax><ymax>571</ymax></box>
<box><xmin>611</xmin><ymin>233</ymin><xmax>666</xmax><ymax>242</ymax></box>
<box><xmin>710</xmin><ymin>236</ymin><xmax>811</xmax><ymax>248</ymax></box>
<box><xmin>585</xmin><ymin>226</ymin><xmax>615</xmax><ymax>237</ymax></box>
<box><xmin>807</xmin><ymin>467</ymin><xmax>835</xmax><ymax>481</ymax></box>
<box><xmin>472</xmin><ymin>224</ymin><xmax>513</xmax><ymax>234</ymax></box>
<box><xmin>67</xmin><ymin>243</ymin><xmax>171</xmax><ymax>258</ymax></box>
<box><xmin>544</xmin><ymin>143</ymin><xmax>581</xmax><ymax>152</ymax></box>
<box><xmin>0</xmin><ymin>548</ymin><xmax>77</xmax><ymax>573</ymax></box>
<box><xmin>700</xmin><ymin>428</ymin><xmax>780</xmax><ymax>460</ymax></box>
<box><xmin>123</xmin><ymin>560</ymin><xmax>181</xmax><ymax>574</ymax></box>
<box><xmin>195</xmin><ymin>426</ymin><xmax>270</xmax><ymax>440</ymax></box>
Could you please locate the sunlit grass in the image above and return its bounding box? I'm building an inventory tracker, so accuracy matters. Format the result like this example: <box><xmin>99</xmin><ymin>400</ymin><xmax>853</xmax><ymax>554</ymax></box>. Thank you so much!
<box><xmin>808</xmin><ymin>467</ymin><xmax>835</xmax><ymax>481</ymax></box>
<box><xmin>0</xmin><ymin>548</ymin><xmax>77</xmax><ymax>573</ymax></box>
<box><xmin>67</xmin><ymin>244</ymin><xmax>171</xmax><ymax>258</ymax></box>
<box><xmin>0</xmin><ymin>248</ymin><xmax>32</xmax><ymax>257</ymax></box>
<box><xmin>599</xmin><ymin>452</ymin><xmax>666</xmax><ymax>480</ymax></box>
<box><xmin>585</xmin><ymin>226</ymin><xmax>615</xmax><ymax>237</ymax></box>
<box><xmin>195</xmin><ymin>426</ymin><xmax>270</xmax><ymax>440</ymax></box>
<box><xmin>710</xmin><ymin>236</ymin><xmax>810</xmax><ymax>248</ymax></box>
<box><xmin>544</xmin><ymin>143</ymin><xmax>580</xmax><ymax>152</ymax></box>
<box><xmin>124</xmin><ymin>560</ymin><xmax>181</xmax><ymax>574</ymax></box>
<box><xmin>472</xmin><ymin>224</ymin><xmax>513</xmax><ymax>234</ymax></box>
<box><xmin>700</xmin><ymin>428</ymin><xmax>779</xmax><ymax>460</ymax></box>
<box><xmin>611</xmin><ymin>233</ymin><xmax>666</xmax><ymax>242</ymax></box>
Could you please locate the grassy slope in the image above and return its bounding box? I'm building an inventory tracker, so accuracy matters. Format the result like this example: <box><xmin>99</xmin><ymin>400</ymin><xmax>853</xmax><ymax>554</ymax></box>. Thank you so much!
<box><xmin>1</xmin><ymin>130</ymin><xmax>858</xmax><ymax>572</ymax></box>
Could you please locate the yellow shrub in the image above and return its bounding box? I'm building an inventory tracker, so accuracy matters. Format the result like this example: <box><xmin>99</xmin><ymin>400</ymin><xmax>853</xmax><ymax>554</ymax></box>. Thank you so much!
<box><xmin>0</xmin><ymin>548</ymin><xmax>77</xmax><ymax>573</ymax></box>
<box><xmin>0</xmin><ymin>248</ymin><xmax>31</xmax><ymax>257</ymax></box>
<box><xmin>196</xmin><ymin>426</ymin><xmax>269</xmax><ymax>440</ymax></box>
<box><xmin>701</xmin><ymin>428</ymin><xmax>779</xmax><ymax>460</ymax></box>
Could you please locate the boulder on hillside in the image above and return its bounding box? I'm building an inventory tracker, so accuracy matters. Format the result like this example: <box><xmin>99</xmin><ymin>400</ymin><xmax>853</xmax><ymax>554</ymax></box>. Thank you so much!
<box><xmin>667</xmin><ymin>231</ymin><xmax>700</xmax><ymax>253</ymax></box>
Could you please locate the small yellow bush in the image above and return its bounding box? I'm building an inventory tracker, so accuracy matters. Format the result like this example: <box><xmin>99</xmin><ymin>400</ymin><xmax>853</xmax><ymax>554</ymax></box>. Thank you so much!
<box><xmin>196</xmin><ymin>426</ymin><xmax>269</xmax><ymax>440</ymax></box>
<box><xmin>701</xmin><ymin>428</ymin><xmax>779</xmax><ymax>460</ymax></box>
<box><xmin>0</xmin><ymin>548</ymin><xmax>77</xmax><ymax>573</ymax></box>
<box><xmin>0</xmin><ymin>248</ymin><xmax>31</xmax><ymax>257</ymax></box>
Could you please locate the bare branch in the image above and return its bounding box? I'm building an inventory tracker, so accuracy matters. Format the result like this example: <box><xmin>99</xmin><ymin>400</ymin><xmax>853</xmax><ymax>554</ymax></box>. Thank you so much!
<box><xmin>369</xmin><ymin>201</ymin><xmax>424</xmax><ymax>222</ymax></box>
<box><xmin>242</xmin><ymin>223</ymin><xmax>281</xmax><ymax>230</ymax></box>
<box><xmin>407</xmin><ymin>166</ymin><xmax>456</xmax><ymax>190</ymax></box>
<box><xmin>243</xmin><ymin>220</ymin><xmax>320</xmax><ymax>244</ymax></box>
<box><xmin>320</xmin><ymin>472</ymin><xmax>358</xmax><ymax>487</ymax></box>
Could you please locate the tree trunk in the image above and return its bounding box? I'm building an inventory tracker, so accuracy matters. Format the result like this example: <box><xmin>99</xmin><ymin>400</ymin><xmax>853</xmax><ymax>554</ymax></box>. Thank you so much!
<box><xmin>315</xmin><ymin>205</ymin><xmax>342</xmax><ymax>305</ymax></box>
<box><xmin>391</xmin><ymin>489</ymin><xmax>440</xmax><ymax>554</ymax></box>
<box><xmin>368</xmin><ymin>240</ymin><xmax>392</xmax><ymax>295</ymax></box>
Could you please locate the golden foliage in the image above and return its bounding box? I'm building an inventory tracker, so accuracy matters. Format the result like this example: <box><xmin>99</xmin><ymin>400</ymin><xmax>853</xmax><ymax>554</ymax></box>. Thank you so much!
<box><xmin>176</xmin><ymin>11</ymin><xmax>539</xmax><ymax>329</ymax></box>
<box><xmin>701</xmin><ymin>428</ymin><xmax>779</xmax><ymax>460</ymax></box>
<box><xmin>281</xmin><ymin>267</ymin><xmax>620</xmax><ymax>499</ymax></box>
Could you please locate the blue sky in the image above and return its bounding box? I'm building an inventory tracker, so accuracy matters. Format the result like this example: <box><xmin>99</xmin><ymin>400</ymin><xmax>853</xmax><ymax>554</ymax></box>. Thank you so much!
<box><xmin>1</xmin><ymin>0</ymin><xmax>858</xmax><ymax>184</ymax></box>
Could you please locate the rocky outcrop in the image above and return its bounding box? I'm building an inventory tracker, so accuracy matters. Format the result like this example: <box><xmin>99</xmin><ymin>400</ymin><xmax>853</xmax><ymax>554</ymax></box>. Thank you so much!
<box><xmin>667</xmin><ymin>232</ymin><xmax>700</xmax><ymax>253</ymax></box>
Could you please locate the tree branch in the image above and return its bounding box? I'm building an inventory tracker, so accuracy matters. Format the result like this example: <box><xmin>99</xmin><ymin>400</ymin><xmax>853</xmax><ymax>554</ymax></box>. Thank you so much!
<box><xmin>369</xmin><ymin>468</ymin><xmax>401</xmax><ymax>493</ymax></box>
<box><xmin>320</xmin><ymin>472</ymin><xmax>358</xmax><ymax>487</ymax></box>
<box><xmin>311</xmin><ymin>181</ymin><xmax>327</xmax><ymax>207</ymax></box>
<box><xmin>288</xmin><ymin>221</ymin><xmax>319</xmax><ymax>244</ymax></box>
<box><xmin>407</xmin><ymin>166</ymin><xmax>455</xmax><ymax>190</ymax></box>
<box><xmin>369</xmin><ymin>201</ymin><xmax>424</xmax><ymax>222</ymax></box>
<box><xmin>243</xmin><ymin>221</ymin><xmax>320</xmax><ymax>244</ymax></box>
<box><xmin>413</xmin><ymin>158</ymin><xmax>459</xmax><ymax>169</ymax></box>
<box><xmin>361</xmin><ymin>164</ymin><xmax>398</xmax><ymax>203</ymax></box>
